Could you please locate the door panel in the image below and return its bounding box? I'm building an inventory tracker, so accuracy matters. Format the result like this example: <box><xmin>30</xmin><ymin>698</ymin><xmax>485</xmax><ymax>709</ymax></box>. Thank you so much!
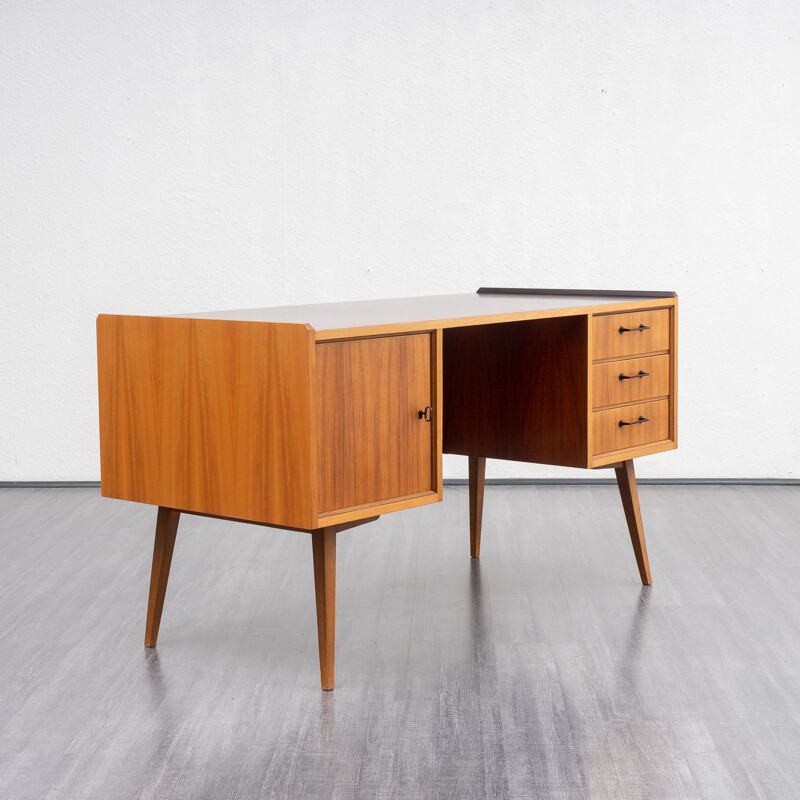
<box><xmin>316</xmin><ymin>334</ymin><xmax>433</xmax><ymax>514</ymax></box>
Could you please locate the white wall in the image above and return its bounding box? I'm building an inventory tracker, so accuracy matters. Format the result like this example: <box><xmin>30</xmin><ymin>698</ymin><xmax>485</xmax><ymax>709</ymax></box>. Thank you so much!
<box><xmin>2</xmin><ymin>0</ymin><xmax>798</xmax><ymax>481</ymax></box>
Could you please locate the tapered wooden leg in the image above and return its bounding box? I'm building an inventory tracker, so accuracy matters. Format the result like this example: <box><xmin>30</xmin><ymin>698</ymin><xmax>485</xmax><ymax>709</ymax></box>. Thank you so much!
<box><xmin>309</xmin><ymin>517</ymin><xmax>378</xmax><ymax>690</ymax></box>
<box><xmin>614</xmin><ymin>459</ymin><xmax>652</xmax><ymax>585</ymax></box>
<box><xmin>469</xmin><ymin>456</ymin><xmax>486</xmax><ymax>558</ymax></box>
<box><xmin>144</xmin><ymin>507</ymin><xmax>180</xmax><ymax>647</ymax></box>
<box><xmin>312</xmin><ymin>527</ymin><xmax>337</xmax><ymax>690</ymax></box>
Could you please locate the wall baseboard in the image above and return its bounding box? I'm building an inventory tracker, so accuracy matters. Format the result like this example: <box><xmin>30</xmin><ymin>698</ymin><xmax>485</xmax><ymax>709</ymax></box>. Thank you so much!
<box><xmin>1</xmin><ymin>481</ymin><xmax>103</xmax><ymax>488</ymax></box>
<box><xmin>445</xmin><ymin>478</ymin><xmax>800</xmax><ymax>486</ymax></box>
<box><xmin>1</xmin><ymin>479</ymin><xmax>798</xmax><ymax>488</ymax></box>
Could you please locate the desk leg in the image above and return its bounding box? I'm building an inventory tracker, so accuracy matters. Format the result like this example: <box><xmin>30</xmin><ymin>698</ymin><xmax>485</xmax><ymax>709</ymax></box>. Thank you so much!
<box><xmin>312</xmin><ymin>526</ymin><xmax>338</xmax><ymax>690</ymax></box>
<box><xmin>469</xmin><ymin>456</ymin><xmax>486</xmax><ymax>558</ymax></box>
<box><xmin>310</xmin><ymin>517</ymin><xmax>379</xmax><ymax>690</ymax></box>
<box><xmin>144</xmin><ymin>507</ymin><xmax>180</xmax><ymax>647</ymax></box>
<box><xmin>614</xmin><ymin>460</ymin><xmax>652</xmax><ymax>585</ymax></box>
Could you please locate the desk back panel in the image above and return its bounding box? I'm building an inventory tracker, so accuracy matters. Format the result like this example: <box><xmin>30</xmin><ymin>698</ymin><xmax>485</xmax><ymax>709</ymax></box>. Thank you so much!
<box><xmin>443</xmin><ymin>316</ymin><xmax>589</xmax><ymax>468</ymax></box>
<box><xmin>97</xmin><ymin>315</ymin><xmax>318</xmax><ymax>529</ymax></box>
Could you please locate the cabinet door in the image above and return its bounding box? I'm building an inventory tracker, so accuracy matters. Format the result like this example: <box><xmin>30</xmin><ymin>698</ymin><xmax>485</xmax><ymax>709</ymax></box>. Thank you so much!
<box><xmin>316</xmin><ymin>333</ymin><xmax>434</xmax><ymax>514</ymax></box>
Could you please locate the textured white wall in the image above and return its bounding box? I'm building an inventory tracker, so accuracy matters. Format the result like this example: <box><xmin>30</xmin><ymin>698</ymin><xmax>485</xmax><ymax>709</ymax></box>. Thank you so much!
<box><xmin>2</xmin><ymin>1</ymin><xmax>799</xmax><ymax>481</ymax></box>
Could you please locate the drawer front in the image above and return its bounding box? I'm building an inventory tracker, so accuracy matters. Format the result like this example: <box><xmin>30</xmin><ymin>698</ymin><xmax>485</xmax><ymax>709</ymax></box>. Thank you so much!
<box><xmin>593</xmin><ymin>398</ymin><xmax>670</xmax><ymax>456</ymax></box>
<box><xmin>316</xmin><ymin>333</ymin><xmax>435</xmax><ymax>514</ymax></box>
<box><xmin>593</xmin><ymin>309</ymin><xmax>670</xmax><ymax>360</ymax></box>
<box><xmin>593</xmin><ymin>354</ymin><xmax>670</xmax><ymax>409</ymax></box>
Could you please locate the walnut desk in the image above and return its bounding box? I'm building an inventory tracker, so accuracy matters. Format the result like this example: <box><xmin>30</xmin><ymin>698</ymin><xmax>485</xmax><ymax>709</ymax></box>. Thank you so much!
<box><xmin>97</xmin><ymin>288</ymin><xmax>678</xmax><ymax>690</ymax></box>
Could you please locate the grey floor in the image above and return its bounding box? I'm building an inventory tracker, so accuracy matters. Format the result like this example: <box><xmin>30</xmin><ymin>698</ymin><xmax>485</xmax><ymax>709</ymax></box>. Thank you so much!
<box><xmin>1</xmin><ymin>486</ymin><xmax>800</xmax><ymax>800</ymax></box>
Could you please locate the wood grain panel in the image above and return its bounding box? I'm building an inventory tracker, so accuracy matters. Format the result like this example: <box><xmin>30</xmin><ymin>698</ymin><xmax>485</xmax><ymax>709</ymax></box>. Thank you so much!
<box><xmin>593</xmin><ymin>354</ymin><xmax>670</xmax><ymax>408</ymax></box>
<box><xmin>443</xmin><ymin>317</ymin><xmax>589</xmax><ymax>468</ymax></box>
<box><xmin>97</xmin><ymin>315</ymin><xmax>316</xmax><ymax>528</ymax></box>
<box><xmin>593</xmin><ymin>398</ymin><xmax>670</xmax><ymax>456</ymax></box>
<box><xmin>593</xmin><ymin>309</ymin><xmax>670</xmax><ymax>360</ymax></box>
<box><xmin>669</xmin><ymin>301</ymin><xmax>679</xmax><ymax>444</ymax></box>
<box><xmin>591</xmin><ymin>438</ymin><xmax>678</xmax><ymax>468</ymax></box>
<box><xmin>316</xmin><ymin>334</ymin><xmax>434</xmax><ymax>514</ymax></box>
<box><xmin>317</xmin><ymin>491</ymin><xmax>438</xmax><ymax>527</ymax></box>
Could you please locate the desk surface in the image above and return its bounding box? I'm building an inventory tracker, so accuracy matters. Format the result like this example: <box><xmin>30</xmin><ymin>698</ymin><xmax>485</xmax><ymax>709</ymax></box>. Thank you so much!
<box><xmin>170</xmin><ymin>287</ymin><xmax>676</xmax><ymax>339</ymax></box>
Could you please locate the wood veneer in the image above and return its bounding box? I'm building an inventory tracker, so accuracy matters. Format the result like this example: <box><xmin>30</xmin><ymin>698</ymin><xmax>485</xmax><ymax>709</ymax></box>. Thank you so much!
<box><xmin>316</xmin><ymin>333</ymin><xmax>435</xmax><ymax>514</ymax></box>
<box><xmin>97</xmin><ymin>315</ymin><xmax>317</xmax><ymax>529</ymax></box>
<box><xmin>593</xmin><ymin>309</ymin><xmax>670</xmax><ymax>360</ymax></box>
<box><xmin>592</xmin><ymin>354</ymin><xmax>670</xmax><ymax>409</ymax></box>
<box><xmin>443</xmin><ymin>317</ymin><xmax>589</xmax><ymax>468</ymax></box>
<box><xmin>593</xmin><ymin>398</ymin><xmax>670</xmax><ymax>456</ymax></box>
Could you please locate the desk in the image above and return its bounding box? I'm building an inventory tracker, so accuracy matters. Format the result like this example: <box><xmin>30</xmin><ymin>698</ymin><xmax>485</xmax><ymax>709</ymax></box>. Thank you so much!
<box><xmin>97</xmin><ymin>287</ymin><xmax>678</xmax><ymax>689</ymax></box>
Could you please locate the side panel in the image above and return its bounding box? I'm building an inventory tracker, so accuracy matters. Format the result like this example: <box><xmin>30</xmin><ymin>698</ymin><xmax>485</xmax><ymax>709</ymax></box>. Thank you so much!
<box><xmin>316</xmin><ymin>333</ymin><xmax>435</xmax><ymax>515</ymax></box>
<box><xmin>97</xmin><ymin>315</ymin><xmax>316</xmax><ymax>528</ymax></box>
<box><xmin>443</xmin><ymin>316</ymin><xmax>589</xmax><ymax>468</ymax></box>
<box><xmin>669</xmin><ymin>300</ymin><xmax>679</xmax><ymax>445</ymax></box>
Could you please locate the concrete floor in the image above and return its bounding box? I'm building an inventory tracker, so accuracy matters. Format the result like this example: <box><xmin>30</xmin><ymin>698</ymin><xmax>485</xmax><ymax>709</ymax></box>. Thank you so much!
<box><xmin>1</xmin><ymin>485</ymin><xmax>799</xmax><ymax>799</ymax></box>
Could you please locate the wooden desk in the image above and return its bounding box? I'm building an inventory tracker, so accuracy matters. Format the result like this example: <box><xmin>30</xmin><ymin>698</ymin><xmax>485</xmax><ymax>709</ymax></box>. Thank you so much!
<box><xmin>97</xmin><ymin>287</ymin><xmax>678</xmax><ymax>689</ymax></box>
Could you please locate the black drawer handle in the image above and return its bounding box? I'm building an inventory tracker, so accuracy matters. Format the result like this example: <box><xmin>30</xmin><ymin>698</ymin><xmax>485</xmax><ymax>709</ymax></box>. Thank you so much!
<box><xmin>619</xmin><ymin>415</ymin><xmax>649</xmax><ymax>428</ymax></box>
<box><xmin>619</xmin><ymin>324</ymin><xmax>650</xmax><ymax>334</ymax></box>
<box><xmin>418</xmin><ymin>406</ymin><xmax>433</xmax><ymax>422</ymax></box>
<box><xmin>619</xmin><ymin>370</ymin><xmax>650</xmax><ymax>381</ymax></box>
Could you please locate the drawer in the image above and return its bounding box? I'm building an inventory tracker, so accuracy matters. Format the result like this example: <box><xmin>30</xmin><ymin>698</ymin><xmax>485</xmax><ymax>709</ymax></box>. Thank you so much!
<box><xmin>593</xmin><ymin>398</ymin><xmax>670</xmax><ymax>456</ymax></box>
<box><xmin>593</xmin><ymin>309</ymin><xmax>670</xmax><ymax>360</ymax></box>
<box><xmin>593</xmin><ymin>354</ymin><xmax>670</xmax><ymax>409</ymax></box>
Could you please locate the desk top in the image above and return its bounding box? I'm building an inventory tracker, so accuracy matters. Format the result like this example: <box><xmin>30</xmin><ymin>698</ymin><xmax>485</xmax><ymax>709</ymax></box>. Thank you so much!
<box><xmin>170</xmin><ymin>287</ymin><xmax>677</xmax><ymax>340</ymax></box>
